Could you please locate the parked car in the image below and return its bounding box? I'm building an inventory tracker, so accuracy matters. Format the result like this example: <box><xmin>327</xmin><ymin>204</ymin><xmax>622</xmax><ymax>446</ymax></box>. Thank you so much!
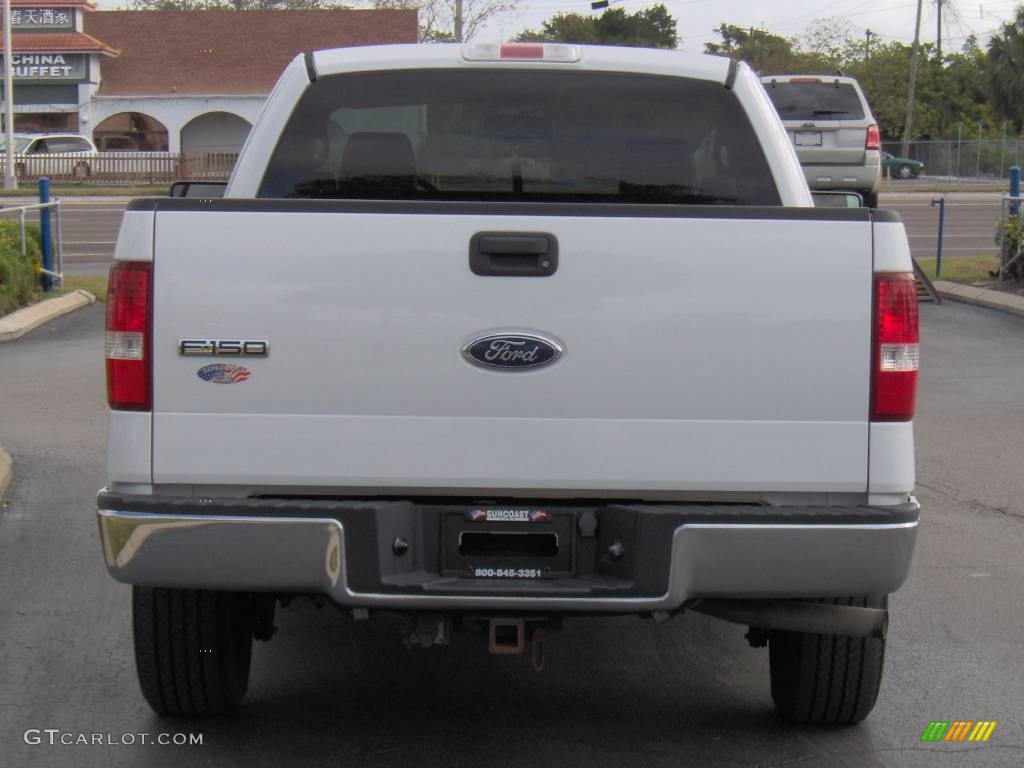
<box><xmin>0</xmin><ymin>132</ymin><xmax>97</xmax><ymax>178</ymax></box>
<box><xmin>882</xmin><ymin>151</ymin><xmax>924</xmax><ymax>179</ymax></box>
<box><xmin>98</xmin><ymin>43</ymin><xmax>919</xmax><ymax>725</ymax></box>
<box><xmin>761</xmin><ymin>75</ymin><xmax>882</xmax><ymax>208</ymax></box>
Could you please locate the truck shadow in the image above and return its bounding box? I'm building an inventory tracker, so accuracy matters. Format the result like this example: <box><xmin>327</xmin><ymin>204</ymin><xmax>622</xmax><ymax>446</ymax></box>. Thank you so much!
<box><xmin>154</xmin><ymin>602</ymin><xmax>885</xmax><ymax>767</ymax></box>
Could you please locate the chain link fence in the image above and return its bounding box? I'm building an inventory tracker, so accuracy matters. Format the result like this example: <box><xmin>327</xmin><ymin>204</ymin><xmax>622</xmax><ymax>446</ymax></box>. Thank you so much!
<box><xmin>883</xmin><ymin>139</ymin><xmax>1024</xmax><ymax>179</ymax></box>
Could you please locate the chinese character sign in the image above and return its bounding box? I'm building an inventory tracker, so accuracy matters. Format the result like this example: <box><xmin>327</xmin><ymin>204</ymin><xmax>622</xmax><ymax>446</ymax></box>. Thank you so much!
<box><xmin>11</xmin><ymin>9</ymin><xmax>73</xmax><ymax>30</ymax></box>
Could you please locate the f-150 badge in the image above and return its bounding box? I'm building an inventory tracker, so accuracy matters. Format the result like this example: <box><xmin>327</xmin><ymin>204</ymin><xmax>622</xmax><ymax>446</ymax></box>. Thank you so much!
<box><xmin>179</xmin><ymin>339</ymin><xmax>268</xmax><ymax>356</ymax></box>
<box><xmin>197</xmin><ymin>364</ymin><xmax>251</xmax><ymax>384</ymax></box>
<box><xmin>462</xmin><ymin>331</ymin><xmax>562</xmax><ymax>370</ymax></box>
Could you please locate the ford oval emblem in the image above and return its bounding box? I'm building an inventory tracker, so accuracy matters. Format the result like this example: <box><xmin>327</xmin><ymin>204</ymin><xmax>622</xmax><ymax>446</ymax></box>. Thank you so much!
<box><xmin>462</xmin><ymin>331</ymin><xmax>563</xmax><ymax>371</ymax></box>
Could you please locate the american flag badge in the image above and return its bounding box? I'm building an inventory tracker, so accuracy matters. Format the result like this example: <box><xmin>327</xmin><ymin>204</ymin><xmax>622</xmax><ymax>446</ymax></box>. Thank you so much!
<box><xmin>197</xmin><ymin>363</ymin><xmax>251</xmax><ymax>384</ymax></box>
<box><xmin>528</xmin><ymin>510</ymin><xmax>549</xmax><ymax>523</ymax></box>
<box><xmin>468</xmin><ymin>509</ymin><xmax>488</xmax><ymax>522</ymax></box>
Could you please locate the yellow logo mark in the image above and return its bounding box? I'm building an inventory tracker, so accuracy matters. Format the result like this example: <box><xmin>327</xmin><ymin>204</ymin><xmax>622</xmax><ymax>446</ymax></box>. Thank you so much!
<box><xmin>922</xmin><ymin>720</ymin><xmax>997</xmax><ymax>742</ymax></box>
<box><xmin>921</xmin><ymin>720</ymin><xmax>997</xmax><ymax>742</ymax></box>
<box><xmin>966</xmin><ymin>721</ymin><xmax>998</xmax><ymax>742</ymax></box>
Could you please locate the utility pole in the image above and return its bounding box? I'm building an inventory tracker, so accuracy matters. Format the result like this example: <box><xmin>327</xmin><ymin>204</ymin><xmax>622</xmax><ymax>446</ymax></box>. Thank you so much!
<box><xmin>865</xmin><ymin>29</ymin><xmax>876</xmax><ymax>62</ymax></box>
<box><xmin>761</xmin><ymin>22</ymin><xmax>767</xmax><ymax>72</ymax></box>
<box><xmin>902</xmin><ymin>0</ymin><xmax>925</xmax><ymax>158</ymax></box>
<box><xmin>937</xmin><ymin>0</ymin><xmax>942</xmax><ymax>59</ymax></box>
<box><xmin>3</xmin><ymin>0</ymin><xmax>16</xmax><ymax>190</ymax></box>
<box><xmin>454</xmin><ymin>0</ymin><xmax>463</xmax><ymax>42</ymax></box>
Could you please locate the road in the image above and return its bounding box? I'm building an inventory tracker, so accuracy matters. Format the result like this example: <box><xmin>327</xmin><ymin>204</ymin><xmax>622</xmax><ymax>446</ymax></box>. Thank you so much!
<box><xmin>0</xmin><ymin>198</ymin><xmax>125</xmax><ymax>276</ymax></box>
<box><xmin>0</xmin><ymin>192</ymin><xmax>1006</xmax><ymax>277</ymax></box>
<box><xmin>0</xmin><ymin>301</ymin><xmax>1021</xmax><ymax>767</ymax></box>
<box><xmin>883</xmin><ymin>193</ymin><xmax>1002</xmax><ymax>262</ymax></box>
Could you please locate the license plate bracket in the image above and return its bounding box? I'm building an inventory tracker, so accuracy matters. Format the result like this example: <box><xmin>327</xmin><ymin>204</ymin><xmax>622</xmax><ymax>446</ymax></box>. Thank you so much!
<box><xmin>442</xmin><ymin>508</ymin><xmax>575</xmax><ymax>578</ymax></box>
<box><xmin>795</xmin><ymin>130</ymin><xmax>823</xmax><ymax>147</ymax></box>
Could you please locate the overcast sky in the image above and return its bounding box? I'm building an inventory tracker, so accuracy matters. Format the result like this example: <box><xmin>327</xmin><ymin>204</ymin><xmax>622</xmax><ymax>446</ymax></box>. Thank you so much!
<box><xmin>93</xmin><ymin>0</ymin><xmax>1022</xmax><ymax>50</ymax></box>
<box><xmin>485</xmin><ymin>0</ymin><xmax>1021</xmax><ymax>50</ymax></box>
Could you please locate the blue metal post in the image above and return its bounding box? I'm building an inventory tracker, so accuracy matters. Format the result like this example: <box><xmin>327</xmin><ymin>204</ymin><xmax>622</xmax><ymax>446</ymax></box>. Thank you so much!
<box><xmin>931</xmin><ymin>197</ymin><xmax>945</xmax><ymax>279</ymax></box>
<box><xmin>39</xmin><ymin>176</ymin><xmax>52</xmax><ymax>292</ymax></box>
<box><xmin>1011</xmin><ymin>166</ymin><xmax>1020</xmax><ymax>215</ymax></box>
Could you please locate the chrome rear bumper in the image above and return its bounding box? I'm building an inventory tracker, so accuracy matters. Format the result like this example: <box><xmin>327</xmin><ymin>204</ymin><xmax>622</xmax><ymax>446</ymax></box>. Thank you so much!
<box><xmin>97</xmin><ymin>494</ymin><xmax>918</xmax><ymax>613</ymax></box>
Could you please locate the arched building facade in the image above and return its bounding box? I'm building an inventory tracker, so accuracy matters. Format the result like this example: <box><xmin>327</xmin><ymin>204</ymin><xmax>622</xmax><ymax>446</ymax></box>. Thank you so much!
<box><xmin>84</xmin><ymin>98</ymin><xmax>262</xmax><ymax>154</ymax></box>
<box><xmin>0</xmin><ymin>2</ymin><xmax>417</xmax><ymax>155</ymax></box>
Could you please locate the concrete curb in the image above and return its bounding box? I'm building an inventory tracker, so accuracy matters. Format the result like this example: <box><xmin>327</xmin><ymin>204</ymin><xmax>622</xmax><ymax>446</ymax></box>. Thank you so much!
<box><xmin>933</xmin><ymin>281</ymin><xmax>1024</xmax><ymax>319</ymax></box>
<box><xmin>0</xmin><ymin>445</ymin><xmax>10</xmax><ymax>504</ymax></box>
<box><xmin>0</xmin><ymin>290</ymin><xmax>96</xmax><ymax>343</ymax></box>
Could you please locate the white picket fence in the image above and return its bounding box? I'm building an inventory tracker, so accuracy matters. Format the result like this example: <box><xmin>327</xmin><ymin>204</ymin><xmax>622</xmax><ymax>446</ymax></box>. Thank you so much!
<box><xmin>3</xmin><ymin>152</ymin><xmax>238</xmax><ymax>184</ymax></box>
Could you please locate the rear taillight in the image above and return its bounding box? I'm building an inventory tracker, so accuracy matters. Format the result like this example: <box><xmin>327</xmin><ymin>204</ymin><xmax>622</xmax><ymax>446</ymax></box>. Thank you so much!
<box><xmin>105</xmin><ymin>261</ymin><xmax>152</xmax><ymax>411</ymax></box>
<box><xmin>871</xmin><ymin>273</ymin><xmax>919</xmax><ymax>421</ymax></box>
<box><xmin>866</xmin><ymin>124</ymin><xmax>881</xmax><ymax>151</ymax></box>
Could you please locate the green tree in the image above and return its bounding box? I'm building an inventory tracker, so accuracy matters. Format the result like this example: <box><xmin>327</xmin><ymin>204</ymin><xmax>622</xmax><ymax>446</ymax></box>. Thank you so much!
<box><xmin>704</xmin><ymin>24</ymin><xmax>802</xmax><ymax>72</ymax></box>
<box><xmin>516</xmin><ymin>4</ymin><xmax>677</xmax><ymax>49</ymax></box>
<box><xmin>703</xmin><ymin>23</ymin><xmax>848</xmax><ymax>74</ymax></box>
<box><xmin>516</xmin><ymin>12</ymin><xmax>597</xmax><ymax>44</ymax></box>
<box><xmin>987</xmin><ymin>7</ymin><xmax>1024</xmax><ymax>128</ymax></box>
<box><xmin>701</xmin><ymin>15</ymin><xmax>998</xmax><ymax>141</ymax></box>
<box><xmin>796</xmin><ymin>17</ymin><xmax>859</xmax><ymax>72</ymax></box>
<box><xmin>845</xmin><ymin>41</ymin><xmax>917</xmax><ymax>139</ymax></box>
<box><xmin>845</xmin><ymin>39</ymin><xmax>992</xmax><ymax>140</ymax></box>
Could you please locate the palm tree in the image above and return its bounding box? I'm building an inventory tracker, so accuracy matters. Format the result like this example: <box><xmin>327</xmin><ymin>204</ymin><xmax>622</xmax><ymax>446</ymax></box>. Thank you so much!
<box><xmin>987</xmin><ymin>8</ymin><xmax>1024</xmax><ymax>128</ymax></box>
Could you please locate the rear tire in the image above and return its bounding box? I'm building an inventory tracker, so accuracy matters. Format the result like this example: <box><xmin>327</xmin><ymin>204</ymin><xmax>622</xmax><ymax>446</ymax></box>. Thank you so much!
<box><xmin>861</xmin><ymin>191</ymin><xmax>879</xmax><ymax>209</ymax></box>
<box><xmin>768</xmin><ymin>596</ymin><xmax>887</xmax><ymax>725</ymax></box>
<box><xmin>133</xmin><ymin>586</ymin><xmax>254</xmax><ymax>716</ymax></box>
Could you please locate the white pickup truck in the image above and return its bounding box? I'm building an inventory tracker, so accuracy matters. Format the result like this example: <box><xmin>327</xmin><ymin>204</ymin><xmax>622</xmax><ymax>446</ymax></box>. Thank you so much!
<box><xmin>97</xmin><ymin>43</ymin><xmax>920</xmax><ymax>723</ymax></box>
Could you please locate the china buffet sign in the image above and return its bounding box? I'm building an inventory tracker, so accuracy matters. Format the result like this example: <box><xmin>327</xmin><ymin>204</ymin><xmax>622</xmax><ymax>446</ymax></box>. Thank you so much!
<box><xmin>1</xmin><ymin>54</ymin><xmax>87</xmax><ymax>80</ymax></box>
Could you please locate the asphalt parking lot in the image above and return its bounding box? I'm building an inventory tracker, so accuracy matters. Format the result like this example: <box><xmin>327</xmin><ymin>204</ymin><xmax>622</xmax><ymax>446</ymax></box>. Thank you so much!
<box><xmin>0</xmin><ymin>300</ymin><xmax>1021</xmax><ymax>767</ymax></box>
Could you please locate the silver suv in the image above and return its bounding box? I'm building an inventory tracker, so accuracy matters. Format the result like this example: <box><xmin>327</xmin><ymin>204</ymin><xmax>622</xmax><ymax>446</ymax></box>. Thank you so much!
<box><xmin>761</xmin><ymin>75</ymin><xmax>881</xmax><ymax>208</ymax></box>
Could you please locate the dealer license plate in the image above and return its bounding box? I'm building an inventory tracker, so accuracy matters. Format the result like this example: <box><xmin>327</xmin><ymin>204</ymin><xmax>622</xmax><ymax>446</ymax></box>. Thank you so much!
<box><xmin>442</xmin><ymin>507</ymin><xmax>575</xmax><ymax>578</ymax></box>
<box><xmin>795</xmin><ymin>131</ymin><xmax>823</xmax><ymax>147</ymax></box>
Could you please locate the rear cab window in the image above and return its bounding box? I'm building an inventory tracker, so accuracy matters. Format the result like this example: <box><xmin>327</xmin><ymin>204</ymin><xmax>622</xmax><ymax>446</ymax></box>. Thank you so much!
<box><xmin>258</xmin><ymin>69</ymin><xmax>781</xmax><ymax>206</ymax></box>
<box><xmin>762</xmin><ymin>80</ymin><xmax>866</xmax><ymax>121</ymax></box>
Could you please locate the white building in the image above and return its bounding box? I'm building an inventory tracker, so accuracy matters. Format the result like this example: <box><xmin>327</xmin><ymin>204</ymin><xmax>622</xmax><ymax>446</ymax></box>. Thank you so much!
<box><xmin>1</xmin><ymin>2</ymin><xmax>418</xmax><ymax>155</ymax></box>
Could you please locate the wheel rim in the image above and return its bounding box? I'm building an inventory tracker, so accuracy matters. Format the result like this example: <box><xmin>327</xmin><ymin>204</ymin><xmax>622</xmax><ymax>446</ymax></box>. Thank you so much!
<box><xmin>899</xmin><ymin>165</ymin><xmax>912</xmax><ymax>178</ymax></box>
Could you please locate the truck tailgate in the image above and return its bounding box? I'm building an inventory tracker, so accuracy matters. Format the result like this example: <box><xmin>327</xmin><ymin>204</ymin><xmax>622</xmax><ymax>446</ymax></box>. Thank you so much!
<box><xmin>150</xmin><ymin>204</ymin><xmax>872</xmax><ymax>493</ymax></box>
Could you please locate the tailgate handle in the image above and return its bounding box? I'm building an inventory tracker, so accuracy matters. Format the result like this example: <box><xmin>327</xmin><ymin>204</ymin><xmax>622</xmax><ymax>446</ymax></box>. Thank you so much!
<box><xmin>469</xmin><ymin>232</ymin><xmax>558</xmax><ymax>277</ymax></box>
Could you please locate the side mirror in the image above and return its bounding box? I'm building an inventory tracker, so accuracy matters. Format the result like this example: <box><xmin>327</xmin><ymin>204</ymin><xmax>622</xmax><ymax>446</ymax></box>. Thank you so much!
<box><xmin>811</xmin><ymin>191</ymin><xmax>864</xmax><ymax>208</ymax></box>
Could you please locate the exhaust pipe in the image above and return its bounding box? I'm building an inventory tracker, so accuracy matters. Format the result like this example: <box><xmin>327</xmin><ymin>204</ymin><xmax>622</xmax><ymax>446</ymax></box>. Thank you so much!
<box><xmin>691</xmin><ymin>599</ymin><xmax>888</xmax><ymax>639</ymax></box>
